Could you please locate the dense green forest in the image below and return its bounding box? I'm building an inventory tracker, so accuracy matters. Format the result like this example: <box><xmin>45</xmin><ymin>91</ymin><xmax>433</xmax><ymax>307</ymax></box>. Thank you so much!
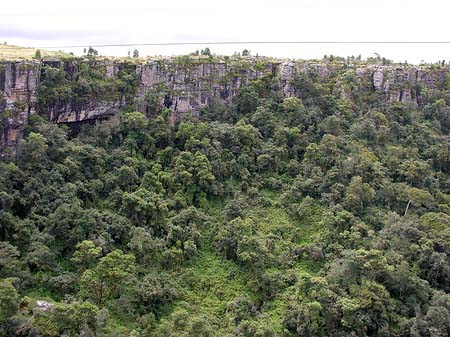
<box><xmin>1</xmin><ymin>59</ymin><xmax>450</xmax><ymax>337</ymax></box>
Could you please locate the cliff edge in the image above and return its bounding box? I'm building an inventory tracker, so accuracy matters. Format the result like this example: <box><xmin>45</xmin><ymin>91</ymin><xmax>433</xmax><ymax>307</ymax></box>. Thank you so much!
<box><xmin>1</xmin><ymin>55</ymin><xmax>449</xmax><ymax>149</ymax></box>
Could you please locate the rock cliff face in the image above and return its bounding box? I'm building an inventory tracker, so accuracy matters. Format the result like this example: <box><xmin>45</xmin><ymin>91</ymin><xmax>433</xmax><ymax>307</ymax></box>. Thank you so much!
<box><xmin>0</xmin><ymin>61</ymin><xmax>40</xmax><ymax>147</ymax></box>
<box><xmin>1</xmin><ymin>57</ymin><xmax>449</xmax><ymax>148</ymax></box>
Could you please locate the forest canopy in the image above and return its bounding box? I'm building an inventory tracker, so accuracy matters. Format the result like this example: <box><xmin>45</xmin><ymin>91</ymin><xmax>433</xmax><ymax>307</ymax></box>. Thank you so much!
<box><xmin>1</xmin><ymin>58</ymin><xmax>450</xmax><ymax>337</ymax></box>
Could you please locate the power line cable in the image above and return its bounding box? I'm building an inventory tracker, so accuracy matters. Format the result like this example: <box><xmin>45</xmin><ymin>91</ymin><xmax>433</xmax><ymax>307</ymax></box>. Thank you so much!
<box><xmin>23</xmin><ymin>41</ymin><xmax>450</xmax><ymax>49</ymax></box>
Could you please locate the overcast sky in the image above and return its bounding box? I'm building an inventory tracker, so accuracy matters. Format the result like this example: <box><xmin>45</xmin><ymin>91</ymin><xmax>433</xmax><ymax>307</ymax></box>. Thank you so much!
<box><xmin>2</xmin><ymin>0</ymin><xmax>450</xmax><ymax>63</ymax></box>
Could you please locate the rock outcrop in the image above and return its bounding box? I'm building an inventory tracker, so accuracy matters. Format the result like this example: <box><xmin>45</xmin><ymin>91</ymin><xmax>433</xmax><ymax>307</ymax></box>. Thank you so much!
<box><xmin>1</xmin><ymin>56</ymin><xmax>449</xmax><ymax>149</ymax></box>
<box><xmin>0</xmin><ymin>60</ymin><xmax>40</xmax><ymax>147</ymax></box>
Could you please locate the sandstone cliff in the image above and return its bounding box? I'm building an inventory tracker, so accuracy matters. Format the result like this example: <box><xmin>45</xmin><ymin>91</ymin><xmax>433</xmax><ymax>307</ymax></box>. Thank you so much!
<box><xmin>1</xmin><ymin>56</ymin><xmax>449</xmax><ymax>148</ymax></box>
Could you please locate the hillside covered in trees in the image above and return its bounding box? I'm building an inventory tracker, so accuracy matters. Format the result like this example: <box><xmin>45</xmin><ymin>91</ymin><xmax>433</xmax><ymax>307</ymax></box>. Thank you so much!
<box><xmin>1</xmin><ymin>54</ymin><xmax>450</xmax><ymax>337</ymax></box>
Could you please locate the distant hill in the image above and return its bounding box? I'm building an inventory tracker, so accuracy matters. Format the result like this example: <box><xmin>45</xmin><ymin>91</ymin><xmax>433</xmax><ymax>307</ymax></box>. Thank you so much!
<box><xmin>0</xmin><ymin>44</ymin><xmax>71</xmax><ymax>59</ymax></box>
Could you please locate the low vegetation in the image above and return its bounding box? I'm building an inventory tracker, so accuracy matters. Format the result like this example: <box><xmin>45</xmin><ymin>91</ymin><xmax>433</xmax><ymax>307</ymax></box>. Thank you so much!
<box><xmin>0</xmin><ymin>54</ymin><xmax>450</xmax><ymax>336</ymax></box>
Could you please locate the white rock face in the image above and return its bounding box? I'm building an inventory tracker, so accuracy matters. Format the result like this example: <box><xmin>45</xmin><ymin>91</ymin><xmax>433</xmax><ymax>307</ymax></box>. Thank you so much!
<box><xmin>373</xmin><ymin>68</ymin><xmax>384</xmax><ymax>90</ymax></box>
<box><xmin>36</xmin><ymin>300</ymin><xmax>54</xmax><ymax>311</ymax></box>
<box><xmin>280</xmin><ymin>62</ymin><xmax>295</xmax><ymax>82</ymax></box>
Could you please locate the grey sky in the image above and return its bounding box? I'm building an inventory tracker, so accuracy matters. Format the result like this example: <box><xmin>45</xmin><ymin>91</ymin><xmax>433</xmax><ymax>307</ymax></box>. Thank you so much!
<box><xmin>2</xmin><ymin>0</ymin><xmax>450</xmax><ymax>63</ymax></box>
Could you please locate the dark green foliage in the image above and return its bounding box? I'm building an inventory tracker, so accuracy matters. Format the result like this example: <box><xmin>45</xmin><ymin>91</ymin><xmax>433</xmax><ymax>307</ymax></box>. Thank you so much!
<box><xmin>33</xmin><ymin>49</ymin><xmax>41</xmax><ymax>60</ymax></box>
<box><xmin>87</xmin><ymin>46</ymin><xmax>98</xmax><ymax>57</ymax></box>
<box><xmin>33</xmin><ymin>300</ymin><xmax>101</xmax><ymax>337</ymax></box>
<box><xmin>236</xmin><ymin>86</ymin><xmax>259</xmax><ymax>114</ymax></box>
<box><xmin>80</xmin><ymin>249</ymin><xmax>136</xmax><ymax>305</ymax></box>
<box><xmin>37</xmin><ymin>59</ymin><xmax>138</xmax><ymax>118</ymax></box>
<box><xmin>1</xmin><ymin>59</ymin><xmax>450</xmax><ymax>336</ymax></box>
<box><xmin>200</xmin><ymin>48</ymin><xmax>211</xmax><ymax>56</ymax></box>
<box><xmin>0</xmin><ymin>279</ymin><xmax>19</xmax><ymax>322</ymax></box>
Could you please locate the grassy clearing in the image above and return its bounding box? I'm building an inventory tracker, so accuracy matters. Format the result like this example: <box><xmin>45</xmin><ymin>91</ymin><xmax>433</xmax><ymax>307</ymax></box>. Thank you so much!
<box><xmin>0</xmin><ymin>44</ymin><xmax>70</xmax><ymax>60</ymax></box>
<box><xmin>160</xmin><ymin>190</ymin><xmax>327</xmax><ymax>335</ymax></box>
<box><xmin>172</xmin><ymin>249</ymin><xmax>255</xmax><ymax>333</ymax></box>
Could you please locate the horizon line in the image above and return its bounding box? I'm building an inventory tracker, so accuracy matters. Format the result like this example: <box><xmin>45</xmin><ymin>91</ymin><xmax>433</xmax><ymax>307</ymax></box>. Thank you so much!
<box><xmin>29</xmin><ymin>41</ymin><xmax>450</xmax><ymax>49</ymax></box>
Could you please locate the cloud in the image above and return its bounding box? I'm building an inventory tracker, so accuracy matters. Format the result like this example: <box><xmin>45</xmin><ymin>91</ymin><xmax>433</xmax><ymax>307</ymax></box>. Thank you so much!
<box><xmin>1</xmin><ymin>0</ymin><xmax>450</xmax><ymax>63</ymax></box>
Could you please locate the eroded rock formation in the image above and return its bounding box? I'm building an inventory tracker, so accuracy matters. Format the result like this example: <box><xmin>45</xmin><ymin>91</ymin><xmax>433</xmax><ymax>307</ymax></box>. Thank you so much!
<box><xmin>1</xmin><ymin>56</ymin><xmax>449</xmax><ymax>148</ymax></box>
